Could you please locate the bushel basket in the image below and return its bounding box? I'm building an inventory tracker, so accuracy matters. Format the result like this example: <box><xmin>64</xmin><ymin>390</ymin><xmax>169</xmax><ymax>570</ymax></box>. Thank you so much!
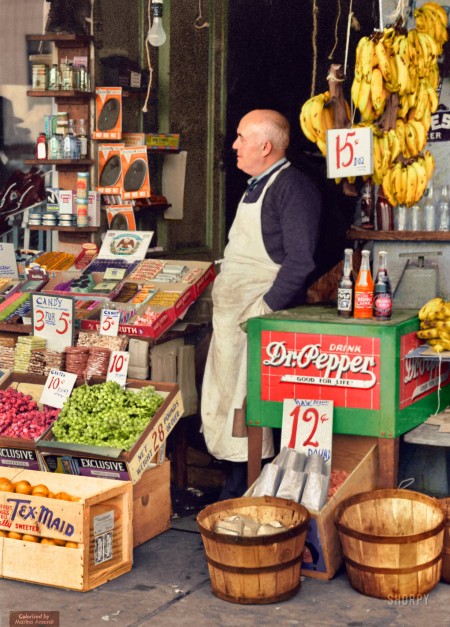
<box><xmin>335</xmin><ymin>489</ymin><xmax>444</xmax><ymax>599</ymax></box>
<box><xmin>197</xmin><ymin>496</ymin><xmax>309</xmax><ymax>605</ymax></box>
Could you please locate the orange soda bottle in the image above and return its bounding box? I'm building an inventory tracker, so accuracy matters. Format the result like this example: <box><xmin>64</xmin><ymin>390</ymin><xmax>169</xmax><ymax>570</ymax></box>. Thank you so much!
<box><xmin>354</xmin><ymin>249</ymin><xmax>374</xmax><ymax>319</ymax></box>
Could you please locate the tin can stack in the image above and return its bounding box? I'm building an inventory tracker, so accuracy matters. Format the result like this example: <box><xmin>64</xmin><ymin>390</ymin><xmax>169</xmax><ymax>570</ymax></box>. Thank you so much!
<box><xmin>76</xmin><ymin>172</ymin><xmax>90</xmax><ymax>227</ymax></box>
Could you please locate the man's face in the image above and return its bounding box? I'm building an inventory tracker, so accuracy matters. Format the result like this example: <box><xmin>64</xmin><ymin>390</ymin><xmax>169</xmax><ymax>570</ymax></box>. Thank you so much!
<box><xmin>232</xmin><ymin>114</ymin><xmax>266</xmax><ymax>177</ymax></box>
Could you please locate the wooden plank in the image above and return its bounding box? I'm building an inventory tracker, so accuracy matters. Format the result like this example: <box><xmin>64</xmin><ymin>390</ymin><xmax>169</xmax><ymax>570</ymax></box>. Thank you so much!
<box><xmin>132</xmin><ymin>461</ymin><xmax>170</xmax><ymax>547</ymax></box>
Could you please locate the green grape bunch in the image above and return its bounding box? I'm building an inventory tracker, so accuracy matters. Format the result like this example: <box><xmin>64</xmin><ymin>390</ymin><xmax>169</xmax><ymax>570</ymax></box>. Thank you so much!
<box><xmin>52</xmin><ymin>381</ymin><xmax>165</xmax><ymax>450</ymax></box>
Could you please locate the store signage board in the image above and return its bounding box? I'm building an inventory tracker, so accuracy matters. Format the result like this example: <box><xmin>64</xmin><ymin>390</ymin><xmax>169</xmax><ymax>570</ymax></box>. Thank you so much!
<box><xmin>31</xmin><ymin>294</ymin><xmax>75</xmax><ymax>353</ymax></box>
<box><xmin>107</xmin><ymin>351</ymin><xmax>129</xmax><ymax>387</ymax></box>
<box><xmin>40</xmin><ymin>369</ymin><xmax>77</xmax><ymax>409</ymax></box>
<box><xmin>0</xmin><ymin>243</ymin><xmax>19</xmax><ymax>278</ymax></box>
<box><xmin>100</xmin><ymin>309</ymin><xmax>120</xmax><ymax>336</ymax></box>
<box><xmin>281</xmin><ymin>399</ymin><xmax>333</xmax><ymax>464</ymax></box>
<box><xmin>326</xmin><ymin>127</ymin><xmax>373</xmax><ymax>178</ymax></box>
<box><xmin>97</xmin><ymin>231</ymin><xmax>154</xmax><ymax>262</ymax></box>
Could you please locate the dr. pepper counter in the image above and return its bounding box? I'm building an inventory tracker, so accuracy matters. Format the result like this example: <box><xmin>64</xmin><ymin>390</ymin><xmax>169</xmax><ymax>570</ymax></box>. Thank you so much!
<box><xmin>246</xmin><ymin>306</ymin><xmax>450</xmax><ymax>488</ymax></box>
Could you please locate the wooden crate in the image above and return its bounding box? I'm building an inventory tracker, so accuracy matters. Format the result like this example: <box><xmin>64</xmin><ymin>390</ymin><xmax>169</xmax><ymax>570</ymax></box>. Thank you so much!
<box><xmin>133</xmin><ymin>460</ymin><xmax>171</xmax><ymax>548</ymax></box>
<box><xmin>0</xmin><ymin>467</ymin><xmax>132</xmax><ymax>591</ymax></box>
<box><xmin>302</xmin><ymin>434</ymin><xmax>379</xmax><ymax>580</ymax></box>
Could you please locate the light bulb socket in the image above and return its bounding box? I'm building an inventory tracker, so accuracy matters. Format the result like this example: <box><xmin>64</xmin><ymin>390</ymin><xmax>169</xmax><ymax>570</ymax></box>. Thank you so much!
<box><xmin>151</xmin><ymin>2</ymin><xmax>163</xmax><ymax>18</ymax></box>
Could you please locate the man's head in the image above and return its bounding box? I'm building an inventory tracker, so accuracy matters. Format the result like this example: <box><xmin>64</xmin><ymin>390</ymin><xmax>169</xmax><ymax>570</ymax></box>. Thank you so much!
<box><xmin>232</xmin><ymin>109</ymin><xmax>290</xmax><ymax>177</ymax></box>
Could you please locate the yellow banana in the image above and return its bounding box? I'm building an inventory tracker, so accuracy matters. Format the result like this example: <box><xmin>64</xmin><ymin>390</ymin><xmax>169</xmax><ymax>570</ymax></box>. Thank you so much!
<box><xmin>426</xmin><ymin>81</ymin><xmax>439</xmax><ymax>112</ymax></box>
<box><xmin>418</xmin><ymin>297</ymin><xmax>445</xmax><ymax>321</ymax></box>
<box><xmin>321</xmin><ymin>105</ymin><xmax>334</xmax><ymax>133</ymax></box>
<box><xmin>409</xmin><ymin>119</ymin><xmax>427</xmax><ymax>152</ymax></box>
<box><xmin>405</xmin><ymin>122</ymin><xmax>419</xmax><ymax>157</ymax></box>
<box><xmin>360</xmin><ymin>37</ymin><xmax>375</xmax><ymax>84</ymax></box>
<box><xmin>421</xmin><ymin>105</ymin><xmax>432</xmax><ymax>134</ymax></box>
<box><xmin>395</xmin><ymin>42</ymin><xmax>410</xmax><ymax>95</ymax></box>
<box><xmin>417</xmin><ymin>328</ymin><xmax>440</xmax><ymax>339</ymax></box>
<box><xmin>375</xmin><ymin>39</ymin><xmax>392</xmax><ymax>83</ymax></box>
<box><xmin>354</xmin><ymin>37</ymin><xmax>367</xmax><ymax>81</ymax></box>
<box><xmin>371</xmin><ymin>67</ymin><xmax>387</xmax><ymax>115</ymax></box>
<box><xmin>308</xmin><ymin>93</ymin><xmax>328</xmax><ymax>141</ymax></box>
<box><xmin>388</xmin><ymin>129</ymin><xmax>401</xmax><ymax>163</ymax></box>
<box><xmin>351</xmin><ymin>75</ymin><xmax>362</xmax><ymax>109</ymax></box>
<box><xmin>413</xmin><ymin>79</ymin><xmax>429</xmax><ymax>120</ymax></box>
<box><xmin>395</xmin><ymin>119</ymin><xmax>407</xmax><ymax>155</ymax></box>
<box><xmin>357</xmin><ymin>79</ymin><xmax>372</xmax><ymax>114</ymax></box>
<box><xmin>300</xmin><ymin>99</ymin><xmax>318</xmax><ymax>143</ymax></box>
<box><xmin>372</xmin><ymin>135</ymin><xmax>383</xmax><ymax>184</ymax></box>
<box><xmin>423</xmin><ymin>149</ymin><xmax>435</xmax><ymax>179</ymax></box>
<box><xmin>411</xmin><ymin>159</ymin><xmax>428</xmax><ymax>204</ymax></box>
<box><xmin>398</xmin><ymin>94</ymin><xmax>410</xmax><ymax>119</ymax></box>
<box><xmin>361</xmin><ymin>96</ymin><xmax>376</xmax><ymax>122</ymax></box>
<box><xmin>399</xmin><ymin>164</ymin><xmax>408</xmax><ymax>204</ymax></box>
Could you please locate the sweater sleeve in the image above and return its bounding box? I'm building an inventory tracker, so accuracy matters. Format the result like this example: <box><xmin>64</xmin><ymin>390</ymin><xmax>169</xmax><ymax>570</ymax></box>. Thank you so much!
<box><xmin>262</xmin><ymin>168</ymin><xmax>322</xmax><ymax>311</ymax></box>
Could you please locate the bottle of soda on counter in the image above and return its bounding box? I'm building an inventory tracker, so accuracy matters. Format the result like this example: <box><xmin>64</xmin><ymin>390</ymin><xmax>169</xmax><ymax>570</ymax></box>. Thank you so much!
<box><xmin>337</xmin><ymin>248</ymin><xmax>354</xmax><ymax>317</ymax></box>
<box><xmin>354</xmin><ymin>249</ymin><xmax>374</xmax><ymax>319</ymax></box>
<box><xmin>373</xmin><ymin>250</ymin><xmax>392</xmax><ymax>320</ymax></box>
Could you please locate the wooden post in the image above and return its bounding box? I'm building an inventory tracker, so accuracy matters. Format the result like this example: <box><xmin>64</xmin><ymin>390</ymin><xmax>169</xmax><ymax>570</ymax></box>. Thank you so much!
<box><xmin>377</xmin><ymin>436</ymin><xmax>399</xmax><ymax>488</ymax></box>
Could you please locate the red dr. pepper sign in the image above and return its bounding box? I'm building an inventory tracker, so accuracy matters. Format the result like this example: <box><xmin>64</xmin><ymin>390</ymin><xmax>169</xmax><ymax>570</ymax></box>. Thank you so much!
<box><xmin>261</xmin><ymin>331</ymin><xmax>381</xmax><ymax>410</ymax></box>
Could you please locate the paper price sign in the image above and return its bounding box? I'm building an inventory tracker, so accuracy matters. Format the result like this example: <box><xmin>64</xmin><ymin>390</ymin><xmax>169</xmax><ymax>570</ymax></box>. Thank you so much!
<box><xmin>0</xmin><ymin>243</ymin><xmax>19</xmax><ymax>278</ymax></box>
<box><xmin>40</xmin><ymin>369</ymin><xmax>77</xmax><ymax>409</ymax></box>
<box><xmin>31</xmin><ymin>294</ymin><xmax>74</xmax><ymax>353</ymax></box>
<box><xmin>100</xmin><ymin>309</ymin><xmax>120</xmax><ymax>336</ymax></box>
<box><xmin>107</xmin><ymin>351</ymin><xmax>129</xmax><ymax>387</ymax></box>
<box><xmin>326</xmin><ymin>127</ymin><xmax>373</xmax><ymax>178</ymax></box>
<box><xmin>281</xmin><ymin>399</ymin><xmax>333</xmax><ymax>461</ymax></box>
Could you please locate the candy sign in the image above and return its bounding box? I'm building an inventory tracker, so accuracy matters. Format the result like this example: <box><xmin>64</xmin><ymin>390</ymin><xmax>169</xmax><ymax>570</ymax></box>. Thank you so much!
<box><xmin>40</xmin><ymin>369</ymin><xmax>77</xmax><ymax>409</ymax></box>
<box><xmin>31</xmin><ymin>294</ymin><xmax>74</xmax><ymax>353</ymax></box>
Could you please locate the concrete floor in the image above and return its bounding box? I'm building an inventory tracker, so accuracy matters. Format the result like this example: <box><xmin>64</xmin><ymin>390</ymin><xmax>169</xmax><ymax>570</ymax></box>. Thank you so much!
<box><xmin>0</xmin><ymin>517</ymin><xmax>449</xmax><ymax>627</ymax></box>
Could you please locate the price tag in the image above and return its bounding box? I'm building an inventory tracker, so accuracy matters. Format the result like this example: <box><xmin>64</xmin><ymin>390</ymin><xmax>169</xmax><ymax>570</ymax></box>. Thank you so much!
<box><xmin>281</xmin><ymin>399</ymin><xmax>333</xmax><ymax>466</ymax></box>
<box><xmin>31</xmin><ymin>294</ymin><xmax>74</xmax><ymax>353</ymax></box>
<box><xmin>107</xmin><ymin>351</ymin><xmax>129</xmax><ymax>387</ymax></box>
<box><xmin>0</xmin><ymin>243</ymin><xmax>19</xmax><ymax>278</ymax></box>
<box><xmin>40</xmin><ymin>369</ymin><xmax>77</xmax><ymax>409</ymax></box>
<box><xmin>326</xmin><ymin>127</ymin><xmax>373</xmax><ymax>179</ymax></box>
<box><xmin>100</xmin><ymin>309</ymin><xmax>120</xmax><ymax>336</ymax></box>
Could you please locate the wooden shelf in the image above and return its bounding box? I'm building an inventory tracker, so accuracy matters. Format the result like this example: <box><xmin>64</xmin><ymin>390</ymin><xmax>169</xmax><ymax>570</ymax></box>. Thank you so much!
<box><xmin>0</xmin><ymin>322</ymin><xmax>32</xmax><ymax>335</ymax></box>
<box><xmin>24</xmin><ymin>159</ymin><xmax>94</xmax><ymax>171</ymax></box>
<box><xmin>27</xmin><ymin>89</ymin><xmax>94</xmax><ymax>99</ymax></box>
<box><xmin>28</xmin><ymin>226</ymin><xmax>99</xmax><ymax>232</ymax></box>
<box><xmin>26</xmin><ymin>33</ymin><xmax>93</xmax><ymax>47</ymax></box>
<box><xmin>346</xmin><ymin>228</ymin><xmax>450</xmax><ymax>241</ymax></box>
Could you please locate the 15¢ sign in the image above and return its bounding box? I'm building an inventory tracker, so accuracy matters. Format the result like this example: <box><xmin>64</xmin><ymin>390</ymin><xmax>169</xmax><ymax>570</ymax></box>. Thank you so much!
<box><xmin>326</xmin><ymin>126</ymin><xmax>373</xmax><ymax>178</ymax></box>
<box><xmin>31</xmin><ymin>294</ymin><xmax>75</xmax><ymax>353</ymax></box>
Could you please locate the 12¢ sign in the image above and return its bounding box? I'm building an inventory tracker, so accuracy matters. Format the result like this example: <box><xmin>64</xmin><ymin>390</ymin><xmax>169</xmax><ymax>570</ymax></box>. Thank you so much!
<box><xmin>326</xmin><ymin>126</ymin><xmax>373</xmax><ymax>178</ymax></box>
<box><xmin>31</xmin><ymin>294</ymin><xmax>74</xmax><ymax>353</ymax></box>
<box><xmin>281</xmin><ymin>399</ymin><xmax>333</xmax><ymax>462</ymax></box>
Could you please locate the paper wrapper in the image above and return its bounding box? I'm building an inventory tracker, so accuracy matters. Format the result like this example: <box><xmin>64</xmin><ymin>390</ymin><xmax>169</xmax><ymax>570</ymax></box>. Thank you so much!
<box><xmin>252</xmin><ymin>463</ymin><xmax>283</xmax><ymax>497</ymax></box>
<box><xmin>301</xmin><ymin>472</ymin><xmax>330</xmax><ymax>511</ymax></box>
<box><xmin>276</xmin><ymin>469</ymin><xmax>306</xmax><ymax>502</ymax></box>
<box><xmin>304</xmin><ymin>453</ymin><xmax>325</xmax><ymax>475</ymax></box>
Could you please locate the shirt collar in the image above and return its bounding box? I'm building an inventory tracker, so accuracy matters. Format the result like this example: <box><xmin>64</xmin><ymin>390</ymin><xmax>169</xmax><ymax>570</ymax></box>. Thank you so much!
<box><xmin>247</xmin><ymin>158</ymin><xmax>288</xmax><ymax>187</ymax></box>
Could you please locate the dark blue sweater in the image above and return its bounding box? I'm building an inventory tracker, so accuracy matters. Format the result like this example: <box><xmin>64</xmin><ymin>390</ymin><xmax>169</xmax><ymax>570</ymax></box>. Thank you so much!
<box><xmin>242</xmin><ymin>164</ymin><xmax>322</xmax><ymax>311</ymax></box>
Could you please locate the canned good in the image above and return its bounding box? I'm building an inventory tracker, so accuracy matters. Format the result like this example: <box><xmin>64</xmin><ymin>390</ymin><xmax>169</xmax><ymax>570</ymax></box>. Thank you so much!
<box><xmin>76</xmin><ymin>172</ymin><xmax>90</xmax><ymax>198</ymax></box>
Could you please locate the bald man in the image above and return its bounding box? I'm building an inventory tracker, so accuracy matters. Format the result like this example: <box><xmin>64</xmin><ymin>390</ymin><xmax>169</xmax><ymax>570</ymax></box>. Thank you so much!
<box><xmin>201</xmin><ymin>109</ymin><xmax>322</xmax><ymax>499</ymax></box>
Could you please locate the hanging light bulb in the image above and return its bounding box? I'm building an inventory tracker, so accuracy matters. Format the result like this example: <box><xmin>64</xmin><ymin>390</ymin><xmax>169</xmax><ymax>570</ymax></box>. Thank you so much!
<box><xmin>147</xmin><ymin>0</ymin><xmax>166</xmax><ymax>47</ymax></box>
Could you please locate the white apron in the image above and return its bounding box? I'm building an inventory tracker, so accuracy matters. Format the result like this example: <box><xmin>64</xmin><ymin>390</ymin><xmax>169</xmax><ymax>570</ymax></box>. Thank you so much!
<box><xmin>201</xmin><ymin>162</ymin><xmax>290</xmax><ymax>461</ymax></box>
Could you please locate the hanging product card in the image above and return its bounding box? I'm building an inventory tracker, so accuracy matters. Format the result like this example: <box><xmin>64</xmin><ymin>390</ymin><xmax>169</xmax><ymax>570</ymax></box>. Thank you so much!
<box><xmin>281</xmin><ymin>399</ymin><xmax>334</xmax><ymax>463</ymax></box>
<box><xmin>100</xmin><ymin>309</ymin><xmax>120</xmax><ymax>336</ymax></box>
<box><xmin>0</xmin><ymin>243</ymin><xmax>19</xmax><ymax>278</ymax></box>
<box><xmin>40</xmin><ymin>369</ymin><xmax>77</xmax><ymax>409</ymax></box>
<box><xmin>326</xmin><ymin>127</ymin><xmax>373</xmax><ymax>178</ymax></box>
<box><xmin>107</xmin><ymin>351</ymin><xmax>129</xmax><ymax>387</ymax></box>
<box><xmin>31</xmin><ymin>294</ymin><xmax>74</xmax><ymax>353</ymax></box>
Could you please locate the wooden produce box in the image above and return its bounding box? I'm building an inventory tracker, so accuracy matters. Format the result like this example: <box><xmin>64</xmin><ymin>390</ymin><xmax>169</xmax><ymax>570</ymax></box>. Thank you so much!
<box><xmin>0</xmin><ymin>467</ymin><xmax>132</xmax><ymax>591</ymax></box>
<box><xmin>37</xmin><ymin>378</ymin><xmax>184</xmax><ymax>484</ymax></box>
<box><xmin>133</xmin><ymin>460</ymin><xmax>171</xmax><ymax>548</ymax></box>
<box><xmin>302</xmin><ymin>434</ymin><xmax>379</xmax><ymax>580</ymax></box>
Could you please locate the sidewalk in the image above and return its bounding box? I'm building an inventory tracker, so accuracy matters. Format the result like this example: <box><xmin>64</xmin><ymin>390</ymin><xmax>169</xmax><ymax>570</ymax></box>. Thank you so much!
<box><xmin>0</xmin><ymin>513</ymin><xmax>448</xmax><ymax>627</ymax></box>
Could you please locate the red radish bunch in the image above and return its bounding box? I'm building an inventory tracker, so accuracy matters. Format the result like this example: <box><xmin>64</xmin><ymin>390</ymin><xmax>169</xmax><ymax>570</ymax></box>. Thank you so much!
<box><xmin>0</xmin><ymin>387</ymin><xmax>60</xmax><ymax>440</ymax></box>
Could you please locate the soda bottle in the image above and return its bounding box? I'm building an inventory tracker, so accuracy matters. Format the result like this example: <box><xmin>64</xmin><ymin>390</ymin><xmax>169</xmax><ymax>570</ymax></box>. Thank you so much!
<box><xmin>360</xmin><ymin>180</ymin><xmax>374</xmax><ymax>229</ymax></box>
<box><xmin>373</xmin><ymin>250</ymin><xmax>392</xmax><ymax>320</ymax></box>
<box><xmin>354</xmin><ymin>249</ymin><xmax>374</xmax><ymax>319</ymax></box>
<box><xmin>337</xmin><ymin>248</ymin><xmax>354</xmax><ymax>317</ymax></box>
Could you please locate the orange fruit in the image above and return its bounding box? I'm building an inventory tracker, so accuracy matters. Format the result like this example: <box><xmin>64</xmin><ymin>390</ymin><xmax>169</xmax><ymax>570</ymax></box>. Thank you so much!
<box><xmin>14</xmin><ymin>480</ymin><xmax>32</xmax><ymax>495</ymax></box>
<box><xmin>0</xmin><ymin>479</ymin><xmax>13</xmax><ymax>492</ymax></box>
<box><xmin>47</xmin><ymin>491</ymin><xmax>55</xmax><ymax>498</ymax></box>
<box><xmin>31</xmin><ymin>484</ymin><xmax>49</xmax><ymax>497</ymax></box>
<box><xmin>65</xmin><ymin>541</ymin><xmax>78</xmax><ymax>548</ymax></box>
<box><xmin>7</xmin><ymin>531</ymin><xmax>23</xmax><ymax>540</ymax></box>
<box><xmin>53</xmin><ymin>539</ymin><xmax>66</xmax><ymax>546</ymax></box>
<box><xmin>40</xmin><ymin>538</ymin><xmax>56</xmax><ymax>545</ymax></box>
<box><xmin>0</xmin><ymin>529</ymin><xmax>7</xmax><ymax>537</ymax></box>
<box><xmin>22</xmin><ymin>534</ymin><xmax>39</xmax><ymax>543</ymax></box>
<box><xmin>54</xmin><ymin>491</ymin><xmax>72</xmax><ymax>501</ymax></box>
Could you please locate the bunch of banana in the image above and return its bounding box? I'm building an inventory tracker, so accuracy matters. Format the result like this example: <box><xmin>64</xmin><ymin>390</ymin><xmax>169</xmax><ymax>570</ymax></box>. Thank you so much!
<box><xmin>299</xmin><ymin>91</ymin><xmax>332</xmax><ymax>156</ymax></box>
<box><xmin>417</xmin><ymin>297</ymin><xmax>450</xmax><ymax>352</ymax></box>
<box><xmin>381</xmin><ymin>152</ymin><xmax>433</xmax><ymax>207</ymax></box>
<box><xmin>372</xmin><ymin>127</ymin><xmax>402</xmax><ymax>184</ymax></box>
<box><xmin>414</xmin><ymin>1</ymin><xmax>449</xmax><ymax>54</ymax></box>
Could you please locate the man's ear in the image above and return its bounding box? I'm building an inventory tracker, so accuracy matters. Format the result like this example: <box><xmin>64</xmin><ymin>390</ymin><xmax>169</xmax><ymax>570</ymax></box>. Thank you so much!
<box><xmin>261</xmin><ymin>141</ymin><xmax>272</xmax><ymax>157</ymax></box>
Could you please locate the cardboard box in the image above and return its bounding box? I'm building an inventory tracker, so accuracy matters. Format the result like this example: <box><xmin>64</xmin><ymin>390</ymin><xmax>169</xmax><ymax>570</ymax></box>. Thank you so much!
<box><xmin>123</xmin><ymin>133</ymin><xmax>146</xmax><ymax>147</ymax></box>
<box><xmin>97</xmin><ymin>144</ymin><xmax>125</xmax><ymax>194</ymax></box>
<box><xmin>145</xmin><ymin>133</ymin><xmax>180</xmax><ymax>150</ymax></box>
<box><xmin>37</xmin><ymin>379</ymin><xmax>184</xmax><ymax>484</ymax></box>
<box><xmin>93</xmin><ymin>87</ymin><xmax>122</xmax><ymax>140</ymax></box>
<box><xmin>88</xmin><ymin>191</ymin><xmax>101</xmax><ymax>226</ymax></box>
<box><xmin>121</xmin><ymin>146</ymin><xmax>151</xmax><ymax>200</ymax></box>
<box><xmin>133</xmin><ymin>460</ymin><xmax>171</xmax><ymax>547</ymax></box>
<box><xmin>58</xmin><ymin>189</ymin><xmax>77</xmax><ymax>214</ymax></box>
<box><xmin>0</xmin><ymin>467</ymin><xmax>132</xmax><ymax>591</ymax></box>
<box><xmin>107</xmin><ymin>205</ymin><xmax>137</xmax><ymax>230</ymax></box>
<box><xmin>301</xmin><ymin>434</ymin><xmax>379</xmax><ymax>580</ymax></box>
